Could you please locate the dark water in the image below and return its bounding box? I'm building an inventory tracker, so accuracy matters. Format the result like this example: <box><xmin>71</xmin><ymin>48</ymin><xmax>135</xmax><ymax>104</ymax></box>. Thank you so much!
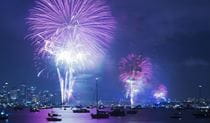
<box><xmin>1</xmin><ymin>108</ymin><xmax>210</xmax><ymax>123</ymax></box>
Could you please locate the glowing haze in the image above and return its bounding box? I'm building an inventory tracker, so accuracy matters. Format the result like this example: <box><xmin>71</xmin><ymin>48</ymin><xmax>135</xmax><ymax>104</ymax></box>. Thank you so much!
<box><xmin>119</xmin><ymin>54</ymin><xmax>152</xmax><ymax>106</ymax></box>
<box><xmin>27</xmin><ymin>0</ymin><xmax>115</xmax><ymax>104</ymax></box>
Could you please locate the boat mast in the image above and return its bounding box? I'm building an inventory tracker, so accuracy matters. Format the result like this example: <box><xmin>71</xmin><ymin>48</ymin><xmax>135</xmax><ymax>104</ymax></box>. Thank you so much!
<box><xmin>96</xmin><ymin>77</ymin><xmax>99</xmax><ymax>111</ymax></box>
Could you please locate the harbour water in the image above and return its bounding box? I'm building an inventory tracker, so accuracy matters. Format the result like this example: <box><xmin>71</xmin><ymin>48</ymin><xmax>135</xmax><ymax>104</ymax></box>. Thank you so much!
<box><xmin>1</xmin><ymin>108</ymin><xmax>210</xmax><ymax>123</ymax></box>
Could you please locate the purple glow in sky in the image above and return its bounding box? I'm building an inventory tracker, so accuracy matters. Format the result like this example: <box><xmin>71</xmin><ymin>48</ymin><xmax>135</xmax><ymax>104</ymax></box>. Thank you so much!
<box><xmin>27</xmin><ymin>0</ymin><xmax>115</xmax><ymax>104</ymax></box>
<box><xmin>119</xmin><ymin>54</ymin><xmax>152</xmax><ymax>106</ymax></box>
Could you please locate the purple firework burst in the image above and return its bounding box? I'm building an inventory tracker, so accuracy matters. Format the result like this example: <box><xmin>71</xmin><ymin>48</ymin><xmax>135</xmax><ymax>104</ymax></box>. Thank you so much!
<box><xmin>119</xmin><ymin>54</ymin><xmax>152</xmax><ymax>106</ymax></box>
<box><xmin>153</xmin><ymin>84</ymin><xmax>168</xmax><ymax>100</ymax></box>
<box><xmin>119</xmin><ymin>54</ymin><xmax>152</xmax><ymax>82</ymax></box>
<box><xmin>27</xmin><ymin>0</ymin><xmax>115</xmax><ymax>57</ymax></box>
<box><xmin>27</xmin><ymin>0</ymin><xmax>115</xmax><ymax>104</ymax></box>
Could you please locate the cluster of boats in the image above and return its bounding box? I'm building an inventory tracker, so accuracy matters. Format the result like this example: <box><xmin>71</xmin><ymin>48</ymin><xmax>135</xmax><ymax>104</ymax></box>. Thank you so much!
<box><xmin>1</xmin><ymin>105</ymin><xmax>210</xmax><ymax>122</ymax></box>
<box><xmin>45</xmin><ymin>105</ymin><xmax>140</xmax><ymax>121</ymax></box>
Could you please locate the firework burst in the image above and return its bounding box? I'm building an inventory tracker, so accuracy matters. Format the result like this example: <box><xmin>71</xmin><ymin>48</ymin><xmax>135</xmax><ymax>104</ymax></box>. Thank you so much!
<box><xmin>119</xmin><ymin>54</ymin><xmax>152</xmax><ymax>106</ymax></box>
<box><xmin>153</xmin><ymin>84</ymin><xmax>168</xmax><ymax>101</ymax></box>
<box><xmin>27</xmin><ymin>0</ymin><xmax>115</xmax><ymax>104</ymax></box>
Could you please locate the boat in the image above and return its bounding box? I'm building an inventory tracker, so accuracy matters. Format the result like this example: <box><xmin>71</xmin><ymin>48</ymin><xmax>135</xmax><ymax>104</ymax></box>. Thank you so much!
<box><xmin>48</xmin><ymin>111</ymin><xmax>61</xmax><ymax>117</ymax></box>
<box><xmin>91</xmin><ymin>110</ymin><xmax>109</xmax><ymax>119</ymax></box>
<box><xmin>91</xmin><ymin>77</ymin><xmax>109</xmax><ymax>119</ymax></box>
<box><xmin>73</xmin><ymin>108</ymin><xmax>90</xmax><ymax>113</ymax></box>
<box><xmin>0</xmin><ymin>111</ymin><xmax>9</xmax><ymax>120</ymax></box>
<box><xmin>47</xmin><ymin>111</ymin><xmax>62</xmax><ymax>122</ymax></box>
<box><xmin>46</xmin><ymin>117</ymin><xmax>62</xmax><ymax>121</ymax></box>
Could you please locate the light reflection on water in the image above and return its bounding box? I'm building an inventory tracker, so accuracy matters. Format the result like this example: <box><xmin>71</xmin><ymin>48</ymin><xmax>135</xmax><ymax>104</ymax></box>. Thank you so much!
<box><xmin>1</xmin><ymin>108</ymin><xmax>210</xmax><ymax>123</ymax></box>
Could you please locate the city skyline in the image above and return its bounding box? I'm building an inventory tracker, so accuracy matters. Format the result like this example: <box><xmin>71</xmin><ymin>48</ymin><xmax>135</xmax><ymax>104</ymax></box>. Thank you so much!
<box><xmin>0</xmin><ymin>0</ymin><xmax>210</xmax><ymax>101</ymax></box>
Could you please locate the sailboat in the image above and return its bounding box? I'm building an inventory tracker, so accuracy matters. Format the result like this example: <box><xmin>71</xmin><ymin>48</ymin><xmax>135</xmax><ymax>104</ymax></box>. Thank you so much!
<box><xmin>91</xmin><ymin>77</ymin><xmax>109</xmax><ymax>119</ymax></box>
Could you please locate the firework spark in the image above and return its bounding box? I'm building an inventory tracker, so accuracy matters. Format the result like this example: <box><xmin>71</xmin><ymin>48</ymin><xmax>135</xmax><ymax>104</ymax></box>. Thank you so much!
<box><xmin>27</xmin><ymin>0</ymin><xmax>115</xmax><ymax>104</ymax></box>
<box><xmin>153</xmin><ymin>84</ymin><xmax>168</xmax><ymax>101</ymax></box>
<box><xmin>119</xmin><ymin>54</ymin><xmax>152</xmax><ymax>106</ymax></box>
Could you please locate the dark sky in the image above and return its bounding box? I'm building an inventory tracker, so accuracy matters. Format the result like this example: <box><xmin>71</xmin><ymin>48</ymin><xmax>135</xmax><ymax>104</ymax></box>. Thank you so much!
<box><xmin>0</xmin><ymin>0</ymin><xmax>210</xmax><ymax>101</ymax></box>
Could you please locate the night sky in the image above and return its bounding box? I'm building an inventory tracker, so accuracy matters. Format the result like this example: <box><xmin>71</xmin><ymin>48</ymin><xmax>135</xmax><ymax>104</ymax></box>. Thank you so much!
<box><xmin>0</xmin><ymin>0</ymin><xmax>210</xmax><ymax>101</ymax></box>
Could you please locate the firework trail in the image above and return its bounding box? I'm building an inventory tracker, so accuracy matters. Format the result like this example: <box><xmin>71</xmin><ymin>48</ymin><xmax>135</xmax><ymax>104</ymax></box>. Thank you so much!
<box><xmin>119</xmin><ymin>54</ymin><xmax>152</xmax><ymax>106</ymax></box>
<box><xmin>153</xmin><ymin>84</ymin><xmax>168</xmax><ymax>101</ymax></box>
<box><xmin>27</xmin><ymin>0</ymin><xmax>115</xmax><ymax>104</ymax></box>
